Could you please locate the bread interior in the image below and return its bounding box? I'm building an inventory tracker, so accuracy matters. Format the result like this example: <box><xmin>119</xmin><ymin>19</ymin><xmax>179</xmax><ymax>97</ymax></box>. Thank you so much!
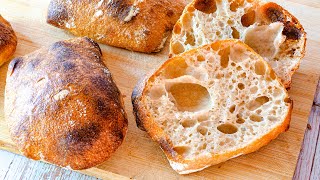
<box><xmin>145</xmin><ymin>42</ymin><xmax>291</xmax><ymax>160</ymax></box>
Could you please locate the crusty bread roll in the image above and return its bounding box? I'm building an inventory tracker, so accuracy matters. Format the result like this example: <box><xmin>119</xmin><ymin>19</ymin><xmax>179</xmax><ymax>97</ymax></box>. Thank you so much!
<box><xmin>5</xmin><ymin>37</ymin><xmax>128</xmax><ymax>170</ymax></box>
<box><xmin>0</xmin><ymin>15</ymin><xmax>17</xmax><ymax>66</ymax></box>
<box><xmin>132</xmin><ymin>40</ymin><xmax>292</xmax><ymax>174</ymax></box>
<box><xmin>47</xmin><ymin>0</ymin><xmax>185</xmax><ymax>53</ymax></box>
<box><xmin>170</xmin><ymin>0</ymin><xmax>306</xmax><ymax>88</ymax></box>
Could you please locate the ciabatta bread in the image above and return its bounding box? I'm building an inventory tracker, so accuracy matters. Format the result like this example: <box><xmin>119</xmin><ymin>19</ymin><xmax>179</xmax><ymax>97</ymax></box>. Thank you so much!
<box><xmin>47</xmin><ymin>0</ymin><xmax>185</xmax><ymax>53</ymax></box>
<box><xmin>5</xmin><ymin>37</ymin><xmax>128</xmax><ymax>170</ymax></box>
<box><xmin>0</xmin><ymin>15</ymin><xmax>17</xmax><ymax>66</ymax></box>
<box><xmin>170</xmin><ymin>0</ymin><xmax>306</xmax><ymax>87</ymax></box>
<box><xmin>132</xmin><ymin>40</ymin><xmax>292</xmax><ymax>174</ymax></box>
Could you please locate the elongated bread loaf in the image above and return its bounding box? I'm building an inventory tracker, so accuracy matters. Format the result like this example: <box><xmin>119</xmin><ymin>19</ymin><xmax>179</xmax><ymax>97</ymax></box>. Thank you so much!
<box><xmin>5</xmin><ymin>37</ymin><xmax>128</xmax><ymax>170</ymax></box>
<box><xmin>0</xmin><ymin>15</ymin><xmax>17</xmax><ymax>66</ymax></box>
<box><xmin>133</xmin><ymin>40</ymin><xmax>292</xmax><ymax>174</ymax></box>
<box><xmin>170</xmin><ymin>0</ymin><xmax>306</xmax><ymax>87</ymax></box>
<box><xmin>47</xmin><ymin>0</ymin><xmax>185</xmax><ymax>53</ymax></box>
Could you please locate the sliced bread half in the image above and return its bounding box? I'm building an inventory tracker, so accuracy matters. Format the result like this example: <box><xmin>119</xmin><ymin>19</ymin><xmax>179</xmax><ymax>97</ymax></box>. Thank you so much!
<box><xmin>170</xmin><ymin>0</ymin><xmax>306</xmax><ymax>88</ymax></box>
<box><xmin>132</xmin><ymin>40</ymin><xmax>292</xmax><ymax>174</ymax></box>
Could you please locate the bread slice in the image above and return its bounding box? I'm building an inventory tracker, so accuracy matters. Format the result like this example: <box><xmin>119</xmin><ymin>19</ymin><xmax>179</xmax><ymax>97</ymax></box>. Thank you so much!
<box><xmin>169</xmin><ymin>0</ymin><xmax>306</xmax><ymax>88</ymax></box>
<box><xmin>5</xmin><ymin>37</ymin><xmax>128</xmax><ymax>170</ymax></box>
<box><xmin>0</xmin><ymin>15</ymin><xmax>17</xmax><ymax>66</ymax></box>
<box><xmin>132</xmin><ymin>40</ymin><xmax>292</xmax><ymax>174</ymax></box>
<box><xmin>47</xmin><ymin>0</ymin><xmax>185</xmax><ymax>53</ymax></box>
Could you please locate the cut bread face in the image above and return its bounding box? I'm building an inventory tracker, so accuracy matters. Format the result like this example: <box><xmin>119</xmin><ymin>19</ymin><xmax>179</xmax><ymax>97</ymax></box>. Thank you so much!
<box><xmin>133</xmin><ymin>40</ymin><xmax>292</xmax><ymax>174</ymax></box>
<box><xmin>170</xmin><ymin>0</ymin><xmax>306</xmax><ymax>87</ymax></box>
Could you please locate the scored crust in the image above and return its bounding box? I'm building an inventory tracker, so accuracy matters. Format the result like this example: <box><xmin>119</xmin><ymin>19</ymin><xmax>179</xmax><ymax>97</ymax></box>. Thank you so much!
<box><xmin>170</xmin><ymin>0</ymin><xmax>306</xmax><ymax>88</ymax></box>
<box><xmin>5</xmin><ymin>37</ymin><xmax>128</xmax><ymax>170</ymax></box>
<box><xmin>47</xmin><ymin>0</ymin><xmax>185</xmax><ymax>53</ymax></box>
<box><xmin>0</xmin><ymin>15</ymin><xmax>17</xmax><ymax>66</ymax></box>
<box><xmin>132</xmin><ymin>40</ymin><xmax>292</xmax><ymax>174</ymax></box>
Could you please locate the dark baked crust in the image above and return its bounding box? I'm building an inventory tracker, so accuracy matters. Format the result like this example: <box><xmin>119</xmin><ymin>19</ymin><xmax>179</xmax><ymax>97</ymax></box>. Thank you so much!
<box><xmin>5</xmin><ymin>37</ymin><xmax>128</xmax><ymax>170</ymax></box>
<box><xmin>0</xmin><ymin>15</ymin><xmax>17</xmax><ymax>66</ymax></box>
<box><xmin>259</xmin><ymin>2</ymin><xmax>307</xmax><ymax>88</ymax></box>
<box><xmin>132</xmin><ymin>77</ymin><xmax>148</xmax><ymax>131</ymax></box>
<box><xmin>47</xmin><ymin>0</ymin><xmax>185</xmax><ymax>53</ymax></box>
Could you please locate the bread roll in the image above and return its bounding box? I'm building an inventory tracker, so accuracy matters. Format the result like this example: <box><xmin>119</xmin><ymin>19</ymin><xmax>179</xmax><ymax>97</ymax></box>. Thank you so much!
<box><xmin>47</xmin><ymin>0</ymin><xmax>185</xmax><ymax>53</ymax></box>
<box><xmin>0</xmin><ymin>15</ymin><xmax>17</xmax><ymax>66</ymax></box>
<box><xmin>132</xmin><ymin>40</ymin><xmax>292</xmax><ymax>174</ymax></box>
<box><xmin>5</xmin><ymin>37</ymin><xmax>128</xmax><ymax>170</ymax></box>
<box><xmin>170</xmin><ymin>0</ymin><xmax>306</xmax><ymax>87</ymax></box>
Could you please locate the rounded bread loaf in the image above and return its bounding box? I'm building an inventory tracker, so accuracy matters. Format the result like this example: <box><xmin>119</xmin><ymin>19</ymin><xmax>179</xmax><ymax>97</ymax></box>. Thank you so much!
<box><xmin>5</xmin><ymin>37</ymin><xmax>128</xmax><ymax>170</ymax></box>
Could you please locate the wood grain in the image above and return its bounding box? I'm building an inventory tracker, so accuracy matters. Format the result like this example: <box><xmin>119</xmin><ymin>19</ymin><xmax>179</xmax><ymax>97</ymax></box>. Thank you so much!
<box><xmin>0</xmin><ymin>0</ymin><xmax>319</xmax><ymax>179</ymax></box>
<box><xmin>293</xmin><ymin>106</ymin><xmax>320</xmax><ymax>180</ymax></box>
<box><xmin>0</xmin><ymin>150</ymin><xmax>99</xmax><ymax>180</ymax></box>
<box><xmin>0</xmin><ymin>150</ymin><xmax>15</xmax><ymax>180</ymax></box>
<box><xmin>311</xmin><ymin>122</ymin><xmax>320</xmax><ymax>179</ymax></box>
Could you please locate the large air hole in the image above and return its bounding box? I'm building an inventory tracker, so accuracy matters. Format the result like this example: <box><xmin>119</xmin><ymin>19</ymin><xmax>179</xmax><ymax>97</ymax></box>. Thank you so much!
<box><xmin>182</xmin><ymin>13</ymin><xmax>193</xmax><ymax>29</ymax></box>
<box><xmin>250</xmin><ymin>114</ymin><xmax>262</xmax><ymax>122</ymax></box>
<box><xmin>197</xmin><ymin>126</ymin><xmax>208</xmax><ymax>135</ymax></box>
<box><xmin>238</xmin><ymin>83</ymin><xmax>245</xmax><ymax>90</ymax></box>
<box><xmin>194</xmin><ymin>0</ymin><xmax>217</xmax><ymax>14</ymax></box>
<box><xmin>181</xmin><ymin>119</ymin><xmax>197</xmax><ymax>128</ymax></box>
<box><xmin>241</xmin><ymin>9</ymin><xmax>256</xmax><ymax>27</ymax></box>
<box><xmin>173</xmin><ymin>146</ymin><xmax>191</xmax><ymax>157</ymax></box>
<box><xmin>229</xmin><ymin>105</ymin><xmax>236</xmax><ymax>113</ymax></box>
<box><xmin>197</xmin><ymin>55</ymin><xmax>205</xmax><ymax>62</ymax></box>
<box><xmin>166</xmin><ymin>83</ymin><xmax>212</xmax><ymax>112</ymax></box>
<box><xmin>171</xmin><ymin>42</ymin><xmax>185</xmax><ymax>55</ymax></box>
<box><xmin>217</xmin><ymin>124</ymin><xmax>238</xmax><ymax>134</ymax></box>
<box><xmin>215</xmin><ymin>73</ymin><xmax>224</xmax><ymax>79</ymax></box>
<box><xmin>163</xmin><ymin>57</ymin><xmax>188</xmax><ymax>79</ymax></box>
<box><xmin>269</xmin><ymin>70</ymin><xmax>277</xmax><ymax>80</ymax></box>
<box><xmin>219</xmin><ymin>47</ymin><xmax>230</xmax><ymax>68</ymax></box>
<box><xmin>247</xmin><ymin>96</ymin><xmax>270</xmax><ymax>110</ymax></box>
<box><xmin>186</xmin><ymin>32</ymin><xmax>196</xmax><ymax>46</ymax></box>
<box><xmin>173</xmin><ymin>23</ymin><xmax>182</xmax><ymax>34</ymax></box>
<box><xmin>236</xmin><ymin>114</ymin><xmax>245</xmax><ymax>124</ymax></box>
<box><xmin>239</xmin><ymin>72</ymin><xmax>247</xmax><ymax>78</ymax></box>
<box><xmin>232</xmin><ymin>27</ymin><xmax>240</xmax><ymax>39</ymax></box>
<box><xmin>198</xmin><ymin>143</ymin><xmax>207</xmax><ymax>150</ymax></box>
<box><xmin>230</xmin><ymin>0</ymin><xmax>244</xmax><ymax>12</ymax></box>
<box><xmin>255</xmin><ymin>61</ymin><xmax>267</xmax><ymax>75</ymax></box>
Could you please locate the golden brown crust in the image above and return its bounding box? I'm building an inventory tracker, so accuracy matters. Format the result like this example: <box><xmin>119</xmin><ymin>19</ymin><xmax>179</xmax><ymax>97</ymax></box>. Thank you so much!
<box><xmin>0</xmin><ymin>15</ymin><xmax>17</xmax><ymax>66</ymax></box>
<box><xmin>132</xmin><ymin>40</ymin><xmax>293</xmax><ymax>174</ymax></box>
<box><xmin>47</xmin><ymin>0</ymin><xmax>185</xmax><ymax>53</ymax></box>
<box><xmin>5</xmin><ymin>37</ymin><xmax>128</xmax><ymax>170</ymax></box>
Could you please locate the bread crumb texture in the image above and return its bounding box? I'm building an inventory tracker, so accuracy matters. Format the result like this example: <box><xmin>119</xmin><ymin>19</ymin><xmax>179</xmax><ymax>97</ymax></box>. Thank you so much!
<box><xmin>170</xmin><ymin>0</ymin><xmax>306</xmax><ymax>87</ymax></box>
<box><xmin>141</xmin><ymin>40</ymin><xmax>291</xmax><ymax>173</ymax></box>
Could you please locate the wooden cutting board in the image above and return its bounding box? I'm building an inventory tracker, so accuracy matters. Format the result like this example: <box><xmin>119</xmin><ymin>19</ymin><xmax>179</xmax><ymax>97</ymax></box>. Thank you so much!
<box><xmin>0</xmin><ymin>0</ymin><xmax>319</xmax><ymax>179</ymax></box>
